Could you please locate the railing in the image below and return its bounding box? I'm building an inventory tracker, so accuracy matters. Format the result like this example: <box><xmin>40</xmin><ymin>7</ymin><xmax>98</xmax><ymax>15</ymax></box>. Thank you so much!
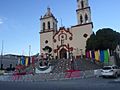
<box><xmin>0</xmin><ymin>70</ymin><xmax>97</xmax><ymax>82</ymax></box>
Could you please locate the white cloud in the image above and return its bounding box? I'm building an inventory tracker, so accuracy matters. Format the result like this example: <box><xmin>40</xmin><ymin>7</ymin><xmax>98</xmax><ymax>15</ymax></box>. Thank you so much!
<box><xmin>0</xmin><ymin>17</ymin><xmax>8</xmax><ymax>25</ymax></box>
<box><xmin>0</xmin><ymin>18</ymin><xmax>3</xmax><ymax>24</ymax></box>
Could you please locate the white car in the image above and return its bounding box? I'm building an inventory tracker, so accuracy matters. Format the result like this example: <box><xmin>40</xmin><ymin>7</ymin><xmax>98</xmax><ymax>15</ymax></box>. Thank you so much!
<box><xmin>101</xmin><ymin>65</ymin><xmax>120</xmax><ymax>78</ymax></box>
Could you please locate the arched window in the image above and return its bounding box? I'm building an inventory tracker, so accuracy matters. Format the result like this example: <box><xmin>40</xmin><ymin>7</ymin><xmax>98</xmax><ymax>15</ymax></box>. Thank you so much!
<box><xmin>81</xmin><ymin>0</ymin><xmax>84</xmax><ymax>8</ymax></box>
<box><xmin>85</xmin><ymin>14</ymin><xmax>88</xmax><ymax>23</ymax></box>
<box><xmin>43</xmin><ymin>22</ymin><xmax>45</xmax><ymax>30</ymax></box>
<box><xmin>48</xmin><ymin>21</ymin><xmax>50</xmax><ymax>30</ymax></box>
<box><xmin>80</xmin><ymin>15</ymin><xmax>83</xmax><ymax>24</ymax></box>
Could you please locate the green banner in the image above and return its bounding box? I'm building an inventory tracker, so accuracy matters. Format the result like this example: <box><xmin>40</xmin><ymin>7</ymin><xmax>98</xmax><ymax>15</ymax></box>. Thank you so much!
<box><xmin>104</xmin><ymin>50</ymin><xmax>109</xmax><ymax>63</ymax></box>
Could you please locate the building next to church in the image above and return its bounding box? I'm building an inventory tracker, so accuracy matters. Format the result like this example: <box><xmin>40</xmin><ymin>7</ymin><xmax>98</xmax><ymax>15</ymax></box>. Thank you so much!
<box><xmin>40</xmin><ymin>0</ymin><xmax>93</xmax><ymax>59</ymax></box>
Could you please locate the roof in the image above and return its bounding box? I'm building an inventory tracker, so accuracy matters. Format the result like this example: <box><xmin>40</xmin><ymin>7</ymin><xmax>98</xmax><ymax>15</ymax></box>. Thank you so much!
<box><xmin>40</xmin><ymin>7</ymin><xmax>57</xmax><ymax>21</ymax></box>
<box><xmin>43</xmin><ymin>7</ymin><xmax>54</xmax><ymax>18</ymax></box>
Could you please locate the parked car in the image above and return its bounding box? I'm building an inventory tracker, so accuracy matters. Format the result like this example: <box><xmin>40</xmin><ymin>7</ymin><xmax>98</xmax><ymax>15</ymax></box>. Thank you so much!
<box><xmin>101</xmin><ymin>65</ymin><xmax>120</xmax><ymax>78</ymax></box>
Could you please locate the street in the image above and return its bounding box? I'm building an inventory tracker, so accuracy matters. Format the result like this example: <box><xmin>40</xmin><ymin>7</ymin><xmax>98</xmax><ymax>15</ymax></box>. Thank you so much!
<box><xmin>0</xmin><ymin>77</ymin><xmax>120</xmax><ymax>90</ymax></box>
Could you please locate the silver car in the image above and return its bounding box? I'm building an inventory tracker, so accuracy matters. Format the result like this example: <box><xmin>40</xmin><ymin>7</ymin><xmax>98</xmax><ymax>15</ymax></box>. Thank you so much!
<box><xmin>101</xmin><ymin>65</ymin><xmax>120</xmax><ymax>78</ymax></box>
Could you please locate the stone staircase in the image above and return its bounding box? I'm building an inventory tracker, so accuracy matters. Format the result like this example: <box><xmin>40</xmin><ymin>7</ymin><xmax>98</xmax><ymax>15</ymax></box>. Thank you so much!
<box><xmin>21</xmin><ymin>58</ymin><xmax>103</xmax><ymax>74</ymax></box>
<box><xmin>51</xmin><ymin>58</ymin><xmax>103</xmax><ymax>73</ymax></box>
<box><xmin>51</xmin><ymin>59</ymin><xmax>71</xmax><ymax>73</ymax></box>
<box><xmin>74</xmin><ymin>59</ymin><xmax>103</xmax><ymax>71</ymax></box>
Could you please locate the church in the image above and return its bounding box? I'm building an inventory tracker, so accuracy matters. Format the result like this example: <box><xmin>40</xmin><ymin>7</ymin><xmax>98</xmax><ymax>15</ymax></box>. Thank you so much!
<box><xmin>40</xmin><ymin>0</ymin><xmax>93</xmax><ymax>59</ymax></box>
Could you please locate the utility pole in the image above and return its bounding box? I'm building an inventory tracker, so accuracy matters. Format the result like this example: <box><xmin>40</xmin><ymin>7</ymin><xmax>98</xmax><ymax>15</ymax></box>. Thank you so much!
<box><xmin>1</xmin><ymin>40</ymin><xmax>4</xmax><ymax>69</ymax></box>
<box><xmin>29</xmin><ymin>45</ymin><xmax>32</xmax><ymax>65</ymax></box>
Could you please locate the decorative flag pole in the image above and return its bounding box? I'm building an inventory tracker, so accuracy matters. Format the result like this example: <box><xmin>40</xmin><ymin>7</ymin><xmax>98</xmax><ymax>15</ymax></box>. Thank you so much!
<box><xmin>29</xmin><ymin>45</ymin><xmax>31</xmax><ymax>57</ymax></box>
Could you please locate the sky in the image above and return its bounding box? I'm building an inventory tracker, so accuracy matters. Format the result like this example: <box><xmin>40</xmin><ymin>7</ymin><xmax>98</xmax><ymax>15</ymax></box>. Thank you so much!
<box><xmin>0</xmin><ymin>0</ymin><xmax>120</xmax><ymax>56</ymax></box>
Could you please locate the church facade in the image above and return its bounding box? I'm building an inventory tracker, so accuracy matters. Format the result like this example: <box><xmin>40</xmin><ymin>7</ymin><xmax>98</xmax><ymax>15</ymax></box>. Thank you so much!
<box><xmin>40</xmin><ymin>0</ymin><xmax>93</xmax><ymax>59</ymax></box>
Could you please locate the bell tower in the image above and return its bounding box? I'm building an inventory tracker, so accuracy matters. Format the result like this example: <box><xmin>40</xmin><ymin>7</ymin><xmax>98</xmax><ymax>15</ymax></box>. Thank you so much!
<box><xmin>40</xmin><ymin>7</ymin><xmax>58</xmax><ymax>32</ymax></box>
<box><xmin>40</xmin><ymin>7</ymin><xmax>58</xmax><ymax>56</ymax></box>
<box><xmin>76</xmin><ymin>0</ymin><xmax>92</xmax><ymax>25</ymax></box>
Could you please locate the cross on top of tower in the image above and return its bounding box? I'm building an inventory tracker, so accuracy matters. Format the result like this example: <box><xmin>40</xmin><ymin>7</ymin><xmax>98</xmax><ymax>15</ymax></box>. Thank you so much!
<box><xmin>43</xmin><ymin>7</ymin><xmax>54</xmax><ymax>18</ymax></box>
<box><xmin>47</xmin><ymin>6</ymin><xmax>51</xmax><ymax>13</ymax></box>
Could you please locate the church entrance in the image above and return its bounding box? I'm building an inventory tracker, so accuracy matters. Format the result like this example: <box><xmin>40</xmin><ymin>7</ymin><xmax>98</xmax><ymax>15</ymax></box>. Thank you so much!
<box><xmin>59</xmin><ymin>48</ymin><xmax>67</xmax><ymax>59</ymax></box>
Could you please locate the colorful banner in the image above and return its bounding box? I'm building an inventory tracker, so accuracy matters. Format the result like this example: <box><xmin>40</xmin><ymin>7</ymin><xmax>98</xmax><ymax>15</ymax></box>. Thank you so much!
<box><xmin>95</xmin><ymin>50</ymin><xmax>100</xmax><ymax>61</ymax></box>
<box><xmin>100</xmin><ymin>50</ymin><xmax>104</xmax><ymax>62</ymax></box>
<box><xmin>89</xmin><ymin>51</ymin><xmax>92</xmax><ymax>58</ymax></box>
<box><xmin>91</xmin><ymin>50</ymin><xmax>95</xmax><ymax>59</ymax></box>
<box><xmin>86</xmin><ymin>49</ymin><xmax>110</xmax><ymax>63</ymax></box>
<box><xmin>18</xmin><ymin>57</ymin><xmax>21</xmax><ymax>65</ymax></box>
<box><xmin>86</xmin><ymin>51</ymin><xmax>90</xmax><ymax>58</ymax></box>
<box><xmin>28</xmin><ymin>57</ymin><xmax>31</xmax><ymax>65</ymax></box>
<box><xmin>21</xmin><ymin>56</ymin><xmax>25</xmax><ymax>65</ymax></box>
<box><xmin>32</xmin><ymin>57</ymin><xmax>35</xmax><ymax>64</ymax></box>
<box><xmin>104</xmin><ymin>50</ymin><xmax>109</xmax><ymax>63</ymax></box>
<box><xmin>25</xmin><ymin>57</ymin><xmax>29</xmax><ymax>66</ymax></box>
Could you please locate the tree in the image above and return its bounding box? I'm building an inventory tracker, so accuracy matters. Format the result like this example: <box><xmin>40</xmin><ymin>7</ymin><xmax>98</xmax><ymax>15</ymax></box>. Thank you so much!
<box><xmin>86</xmin><ymin>28</ymin><xmax>120</xmax><ymax>51</ymax></box>
<box><xmin>86</xmin><ymin>32</ymin><xmax>96</xmax><ymax>50</ymax></box>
